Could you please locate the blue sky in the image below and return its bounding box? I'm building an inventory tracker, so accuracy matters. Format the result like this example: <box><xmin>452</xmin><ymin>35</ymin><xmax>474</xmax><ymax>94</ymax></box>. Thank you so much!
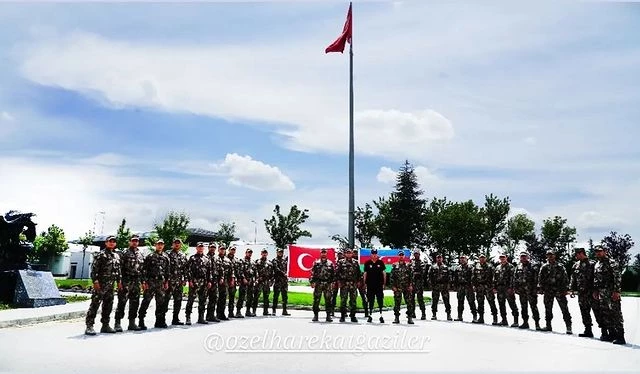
<box><xmin>0</xmin><ymin>1</ymin><xmax>638</xmax><ymax>251</ymax></box>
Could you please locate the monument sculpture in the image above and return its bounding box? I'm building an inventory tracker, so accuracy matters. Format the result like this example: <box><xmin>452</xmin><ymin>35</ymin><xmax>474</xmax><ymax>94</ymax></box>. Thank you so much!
<box><xmin>0</xmin><ymin>211</ymin><xmax>66</xmax><ymax>307</ymax></box>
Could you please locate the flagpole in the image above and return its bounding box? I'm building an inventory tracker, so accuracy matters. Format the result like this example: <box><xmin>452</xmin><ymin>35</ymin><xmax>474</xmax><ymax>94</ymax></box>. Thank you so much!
<box><xmin>348</xmin><ymin>2</ymin><xmax>355</xmax><ymax>250</ymax></box>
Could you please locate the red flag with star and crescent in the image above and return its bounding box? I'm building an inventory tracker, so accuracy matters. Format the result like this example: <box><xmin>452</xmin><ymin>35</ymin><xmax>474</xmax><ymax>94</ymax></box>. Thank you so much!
<box><xmin>288</xmin><ymin>245</ymin><xmax>337</xmax><ymax>278</ymax></box>
<box><xmin>324</xmin><ymin>3</ymin><xmax>352</xmax><ymax>53</ymax></box>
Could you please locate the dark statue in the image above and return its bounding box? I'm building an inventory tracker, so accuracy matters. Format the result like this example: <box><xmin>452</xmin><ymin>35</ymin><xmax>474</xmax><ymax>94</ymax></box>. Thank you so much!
<box><xmin>0</xmin><ymin>210</ymin><xmax>38</xmax><ymax>271</ymax></box>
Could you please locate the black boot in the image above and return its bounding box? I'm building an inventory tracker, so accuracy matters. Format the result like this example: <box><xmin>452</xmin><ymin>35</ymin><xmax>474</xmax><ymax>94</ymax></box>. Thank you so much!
<box><xmin>541</xmin><ymin>320</ymin><xmax>552</xmax><ymax>332</ymax></box>
<box><xmin>600</xmin><ymin>328</ymin><xmax>614</xmax><ymax>342</ymax></box>
<box><xmin>472</xmin><ymin>314</ymin><xmax>483</xmax><ymax>324</ymax></box>
<box><xmin>326</xmin><ymin>314</ymin><xmax>333</xmax><ymax>322</ymax></box>
<box><xmin>339</xmin><ymin>314</ymin><xmax>346</xmax><ymax>323</ymax></box>
<box><xmin>471</xmin><ymin>313</ymin><xmax>478</xmax><ymax>323</ymax></box>
<box><xmin>85</xmin><ymin>325</ymin><xmax>96</xmax><ymax>335</ymax></box>
<box><xmin>446</xmin><ymin>312</ymin><xmax>453</xmax><ymax>321</ymax></box>
<box><xmin>282</xmin><ymin>306</ymin><xmax>291</xmax><ymax>316</ymax></box>
<box><xmin>491</xmin><ymin>315</ymin><xmax>499</xmax><ymax>326</ymax></box>
<box><xmin>236</xmin><ymin>308</ymin><xmax>245</xmax><ymax>318</ymax></box>
<box><xmin>612</xmin><ymin>330</ymin><xmax>627</xmax><ymax>345</ymax></box>
<box><xmin>393</xmin><ymin>315</ymin><xmax>400</xmax><ymax>324</ymax></box>
<box><xmin>431</xmin><ymin>312</ymin><xmax>437</xmax><ymax>320</ymax></box>
<box><xmin>518</xmin><ymin>319</ymin><xmax>530</xmax><ymax>329</ymax></box>
<box><xmin>499</xmin><ymin>317</ymin><xmax>508</xmax><ymax>326</ymax></box>
<box><xmin>114</xmin><ymin>319</ymin><xmax>123</xmax><ymax>332</ymax></box>
<box><xmin>367</xmin><ymin>315</ymin><xmax>373</xmax><ymax>323</ymax></box>
<box><xmin>454</xmin><ymin>312</ymin><xmax>463</xmax><ymax>321</ymax></box>
<box><xmin>128</xmin><ymin>319</ymin><xmax>141</xmax><ymax>331</ymax></box>
<box><xmin>185</xmin><ymin>315</ymin><xmax>191</xmax><ymax>325</ymax></box>
<box><xmin>350</xmin><ymin>316</ymin><xmax>358</xmax><ymax>323</ymax></box>
<box><xmin>100</xmin><ymin>323</ymin><xmax>116</xmax><ymax>333</ymax></box>
<box><xmin>172</xmin><ymin>314</ymin><xmax>184</xmax><ymax>326</ymax></box>
<box><xmin>420</xmin><ymin>310</ymin><xmax>426</xmax><ymax>320</ymax></box>
<box><xmin>579</xmin><ymin>326</ymin><xmax>593</xmax><ymax>338</ymax></box>
<box><xmin>312</xmin><ymin>312</ymin><xmax>319</xmax><ymax>322</ymax></box>
<box><xmin>379</xmin><ymin>316</ymin><xmax>385</xmax><ymax>323</ymax></box>
<box><xmin>138</xmin><ymin>318</ymin><xmax>147</xmax><ymax>330</ymax></box>
<box><xmin>534</xmin><ymin>320</ymin><xmax>542</xmax><ymax>331</ymax></box>
<box><xmin>157</xmin><ymin>317</ymin><xmax>168</xmax><ymax>328</ymax></box>
<box><xmin>407</xmin><ymin>316</ymin><xmax>414</xmax><ymax>324</ymax></box>
<box><xmin>263</xmin><ymin>308</ymin><xmax>270</xmax><ymax>316</ymax></box>
<box><xmin>510</xmin><ymin>316</ymin><xmax>519</xmax><ymax>328</ymax></box>
<box><xmin>197</xmin><ymin>312</ymin><xmax>209</xmax><ymax>324</ymax></box>
<box><xmin>565</xmin><ymin>320</ymin><xmax>572</xmax><ymax>335</ymax></box>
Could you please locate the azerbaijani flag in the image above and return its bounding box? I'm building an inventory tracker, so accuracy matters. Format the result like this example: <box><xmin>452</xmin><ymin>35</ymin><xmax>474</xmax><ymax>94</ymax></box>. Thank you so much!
<box><xmin>359</xmin><ymin>248</ymin><xmax>412</xmax><ymax>273</ymax></box>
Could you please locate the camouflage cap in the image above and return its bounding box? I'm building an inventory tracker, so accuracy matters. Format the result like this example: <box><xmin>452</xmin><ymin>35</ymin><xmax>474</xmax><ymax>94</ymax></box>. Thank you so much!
<box><xmin>499</xmin><ymin>253</ymin><xmax>507</xmax><ymax>258</ymax></box>
<box><xmin>574</xmin><ymin>247</ymin><xmax>586</xmax><ymax>254</ymax></box>
<box><xmin>320</xmin><ymin>248</ymin><xmax>327</xmax><ymax>253</ymax></box>
<box><xmin>106</xmin><ymin>235</ymin><xmax>116</xmax><ymax>241</ymax></box>
<box><xmin>261</xmin><ymin>248</ymin><xmax>268</xmax><ymax>253</ymax></box>
<box><xmin>546</xmin><ymin>249</ymin><xmax>555</xmax><ymax>255</ymax></box>
<box><xmin>156</xmin><ymin>239</ymin><xmax>165</xmax><ymax>244</ymax></box>
<box><xmin>413</xmin><ymin>249</ymin><xmax>421</xmax><ymax>254</ymax></box>
<box><xmin>344</xmin><ymin>248</ymin><xmax>352</xmax><ymax>253</ymax></box>
<box><xmin>370</xmin><ymin>249</ymin><xmax>378</xmax><ymax>254</ymax></box>
<box><xmin>246</xmin><ymin>248</ymin><xmax>253</xmax><ymax>253</ymax></box>
<box><xmin>173</xmin><ymin>238</ymin><xmax>182</xmax><ymax>243</ymax></box>
<box><xmin>398</xmin><ymin>250</ymin><xmax>405</xmax><ymax>256</ymax></box>
<box><xmin>130</xmin><ymin>234</ymin><xmax>140</xmax><ymax>240</ymax></box>
<box><xmin>276</xmin><ymin>248</ymin><xmax>284</xmax><ymax>252</ymax></box>
<box><xmin>435</xmin><ymin>253</ymin><xmax>442</xmax><ymax>258</ymax></box>
<box><xmin>478</xmin><ymin>253</ymin><xmax>486</xmax><ymax>258</ymax></box>
<box><xmin>208</xmin><ymin>242</ymin><xmax>216</xmax><ymax>248</ymax></box>
<box><xmin>196</xmin><ymin>242</ymin><xmax>204</xmax><ymax>247</ymax></box>
<box><xmin>520</xmin><ymin>251</ymin><xmax>530</xmax><ymax>257</ymax></box>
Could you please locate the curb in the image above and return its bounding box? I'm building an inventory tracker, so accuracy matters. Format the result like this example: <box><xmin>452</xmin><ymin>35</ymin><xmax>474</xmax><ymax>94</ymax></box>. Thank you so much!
<box><xmin>0</xmin><ymin>310</ymin><xmax>87</xmax><ymax>329</ymax></box>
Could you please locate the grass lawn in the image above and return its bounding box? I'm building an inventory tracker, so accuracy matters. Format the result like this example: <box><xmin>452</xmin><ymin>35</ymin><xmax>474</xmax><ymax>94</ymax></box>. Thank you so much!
<box><xmin>0</xmin><ymin>303</ymin><xmax>12</xmax><ymax>310</ymax></box>
<box><xmin>56</xmin><ymin>279</ymin><xmax>93</xmax><ymax>290</ymax></box>
<box><xmin>621</xmin><ymin>291</ymin><xmax>640</xmax><ymax>297</ymax></box>
<box><xmin>63</xmin><ymin>295</ymin><xmax>90</xmax><ymax>303</ymax></box>
<box><xmin>268</xmin><ymin>291</ymin><xmax>431</xmax><ymax>309</ymax></box>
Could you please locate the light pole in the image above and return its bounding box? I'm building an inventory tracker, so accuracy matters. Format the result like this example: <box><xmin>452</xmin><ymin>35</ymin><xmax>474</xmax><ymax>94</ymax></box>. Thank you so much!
<box><xmin>93</xmin><ymin>211</ymin><xmax>105</xmax><ymax>235</ymax></box>
<box><xmin>251</xmin><ymin>220</ymin><xmax>257</xmax><ymax>244</ymax></box>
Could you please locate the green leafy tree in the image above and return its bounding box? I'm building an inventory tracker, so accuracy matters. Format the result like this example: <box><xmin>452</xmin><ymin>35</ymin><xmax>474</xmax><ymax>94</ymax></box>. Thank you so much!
<box><xmin>540</xmin><ymin>216</ymin><xmax>577</xmax><ymax>266</ymax></box>
<box><xmin>330</xmin><ymin>234</ymin><xmax>349</xmax><ymax>250</ymax></box>
<box><xmin>354</xmin><ymin>203</ymin><xmax>377</xmax><ymax>248</ymax></box>
<box><xmin>33</xmin><ymin>224</ymin><xmax>69</xmax><ymax>265</ymax></box>
<box><xmin>264</xmin><ymin>204</ymin><xmax>312</xmax><ymax>249</ymax></box>
<box><xmin>501</xmin><ymin>213</ymin><xmax>535</xmax><ymax>259</ymax></box>
<box><xmin>524</xmin><ymin>233</ymin><xmax>546</xmax><ymax>264</ymax></box>
<box><xmin>587</xmin><ymin>238</ymin><xmax>596</xmax><ymax>260</ymax></box>
<box><xmin>600</xmin><ymin>231</ymin><xmax>634</xmax><ymax>269</ymax></box>
<box><xmin>153</xmin><ymin>211</ymin><xmax>190</xmax><ymax>252</ymax></box>
<box><xmin>631</xmin><ymin>253</ymin><xmax>640</xmax><ymax>273</ymax></box>
<box><xmin>481</xmin><ymin>194</ymin><xmax>510</xmax><ymax>253</ymax></box>
<box><xmin>374</xmin><ymin>160</ymin><xmax>427</xmax><ymax>248</ymax></box>
<box><xmin>213</xmin><ymin>221</ymin><xmax>239</xmax><ymax>247</ymax></box>
<box><xmin>115</xmin><ymin>218</ymin><xmax>132</xmax><ymax>250</ymax></box>
<box><xmin>79</xmin><ymin>231</ymin><xmax>95</xmax><ymax>249</ymax></box>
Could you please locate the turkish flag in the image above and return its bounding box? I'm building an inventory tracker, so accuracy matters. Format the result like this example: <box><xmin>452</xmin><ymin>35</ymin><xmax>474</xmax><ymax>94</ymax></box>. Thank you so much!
<box><xmin>288</xmin><ymin>245</ymin><xmax>336</xmax><ymax>278</ymax></box>
<box><xmin>325</xmin><ymin>3</ymin><xmax>352</xmax><ymax>53</ymax></box>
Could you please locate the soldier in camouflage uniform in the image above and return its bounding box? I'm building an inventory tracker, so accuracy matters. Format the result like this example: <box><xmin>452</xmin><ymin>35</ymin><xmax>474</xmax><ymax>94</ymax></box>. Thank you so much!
<box><xmin>336</xmin><ymin>248</ymin><xmax>361</xmax><ymax>322</ymax></box>
<box><xmin>593</xmin><ymin>245</ymin><xmax>626</xmax><ymax>345</ymax></box>
<box><xmin>138</xmin><ymin>239</ymin><xmax>170</xmax><ymax>330</ymax></box>
<box><xmin>353</xmin><ymin>249</ymin><xmax>369</xmax><ymax>319</ymax></box>
<box><xmin>205</xmin><ymin>243</ymin><xmax>220</xmax><ymax>322</ymax></box>
<box><xmin>85</xmin><ymin>235</ymin><xmax>121</xmax><ymax>335</ymax></box>
<box><xmin>494</xmin><ymin>253</ymin><xmax>519</xmax><ymax>327</ymax></box>
<box><xmin>330</xmin><ymin>250</ymin><xmax>345</xmax><ymax>316</ymax></box>
<box><xmin>253</xmin><ymin>249</ymin><xmax>273</xmax><ymax>316</ymax></box>
<box><xmin>114</xmin><ymin>235</ymin><xmax>143</xmax><ymax>332</ymax></box>
<box><xmin>537</xmin><ymin>250</ymin><xmax>572</xmax><ymax>334</ymax></box>
<box><xmin>452</xmin><ymin>255</ymin><xmax>477</xmax><ymax>322</ymax></box>
<box><xmin>236</xmin><ymin>248</ymin><xmax>256</xmax><ymax>317</ymax></box>
<box><xmin>185</xmin><ymin>242</ymin><xmax>212</xmax><ymax>325</ymax></box>
<box><xmin>410</xmin><ymin>249</ymin><xmax>427</xmax><ymax>320</ymax></box>
<box><xmin>472</xmin><ymin>254</ymin><xmax>498</xmax><ymax>325</ymax></box>
<box><xmin>271</xmin><ymin>248</ymin><xmax>290</xmax><ymax>316</ymax></box>
<box><xmin>227</xmin><ymin>246</ymin><xmax>242</xmax><ymax>318</ymax></box>
<box><xmin>163</xmin><ymin>238</ymin><xmax>187</xmax><ymax>325</ymax></box>
<box><xmin>570</xmin><ymin>247</ymin><xmax>599</xmax><ymax>338</ymax></box>
<box><xmin>310</xmin><ymin>248</ymin><xmax>335</xmax><ymax>322</ymax></box>
<box><xmin>428</xmin><ymin>254</ymin><xmax>452</xmax><ymax>321</ymax></box>
<box><xmin>512</xmin><ymin>251</ymin><xmax>541</xmax><ymax>330</ymax></box>
<box><xmin>390</xmin><ymin>251</ymin><xmax>415</xmax><ymax>324</ymax></box>
<box><xmin>216</xmin><ymin>244</ymin><xmax>234</xmax><ymax>320</ymax></box>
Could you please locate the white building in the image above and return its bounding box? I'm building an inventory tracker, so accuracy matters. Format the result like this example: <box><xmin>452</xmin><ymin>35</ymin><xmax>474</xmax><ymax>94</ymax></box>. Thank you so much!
<box><xmin>68</xmin><ymin>244</ymin><xmax>101</xmax><ymax>279</ymax></box>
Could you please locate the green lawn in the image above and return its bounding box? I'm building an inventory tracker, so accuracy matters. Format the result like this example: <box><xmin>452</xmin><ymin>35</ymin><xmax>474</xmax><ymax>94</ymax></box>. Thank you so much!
<box><xmin>0</xmin><ymin>303</ymin><xmax>12</xmax><ymax>310</ymax></box>
<box><xmin>621</xmin><ymin>291</ymin><xmax>640</xmax><ymax>297</ymax></box>
<box><xmin>56</xmin><ymin>279</ymin><xmax>93</xmax><ymax>290</ymax></box>
<box><xmin>63</xmin><ymin>295</ymin><xmax>90</xmax><ymax>303</ymax></box>
<box><xmin>268</xmin><ymin>291</ymin><xmax>431</xmax><ymax>309</ymax></box>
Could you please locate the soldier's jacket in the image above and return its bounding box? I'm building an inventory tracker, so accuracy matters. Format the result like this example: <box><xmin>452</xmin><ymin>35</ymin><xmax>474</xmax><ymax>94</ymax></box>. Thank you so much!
<box><xmin>216</xmin><ymin>254</ymin><xmax>234</xmax><ymax>284</ymax></box>
<box><xmin>142</xmin><ymin>251</ymin><xmax>170</xmax><ymax>284</ymax></box>
<box><xmin>537</xmin><ymin>262</ymin><xmax>568</xmax><ymax>293</ymax></box>
<box><xmin>228</xmin><ymin>254</ymin><xmax>243</xmax><ymax>282</ymax></box>
<box><xmin>254</xmin><ymin>258</ymin><xmax>273</xmax><ymax>284</ymax></box>
<box><xmin>271</xmin><ymin>256</ymin><xmax>288</xmax><ymax>280</ymax></box>
<box><xmin>119</xmin><ymin>247</ymin><xmax>144</xmax><ymax>281</ymax></box>
<box><xmin>336</xmin><ymin>258</ymin><xmax>361</xmax><ymax>283</ymax></box>
<box><xmin>593</xmin><ymin>257</ymin><xmax>621</xmax><ymax>293</ymax></box>
<box><xmin>410</xmin><ymin>258</ymin><xmax>427</xmax><ymax>284</ymax></box>
<box><xmin>493</xmin><ymin>262</ymin><xmax>515</xmax><ymax>288</ymax></box>
<box><xmin>186</xmin><ymin>253</ymin><xmax>212</xmax><ymax>286</ymax></box>
<box><xmin>472</xmin><ymin>262</ymin><xmax>494</xmax><ymax>286</ymax></box>
<box><xmin>428</xmin><ymin>263</ymin><xmax>450</xmax><ymax>286</ymax></box>
<box><xmin>310</xmin><ymin>259</ymin><xmax>335</xmax><ymax>284</ymax></box>
<box><xmin>167</xmin><ymin>249</ymin><xmax>187</xmax><ymax>285</ymax></box>
<box><xmin>91</xmin><ymin>249</ymin><xmax>121</xmax><ymax>284</ymax></box>
<box><xmin>207</xmin><ymin>251</ymin><xmax>220</xmax><ymax>283</ymax></box>
<box><xmin>452</xmin><ymin>263</ymin><xmax>474</xmax><ymax>289</ymax></box>
<box><xmin>390</xmin><ymin>261</ymin><xmax>413</xmax><ymax>288</ymax></box>
<box><xmin>512</xmin><ymin>261</ymin><xmax>538</xmax><ymax>292</ymax></box>
<box><xmin>570</xmin><ymin>258</ymin><xmax>595</xmax><ymax>293</ymax></box>
<box><xmin>240</xmin><ymin>256</ymin><xmax>256</xmax><ymax>284</ymax></box>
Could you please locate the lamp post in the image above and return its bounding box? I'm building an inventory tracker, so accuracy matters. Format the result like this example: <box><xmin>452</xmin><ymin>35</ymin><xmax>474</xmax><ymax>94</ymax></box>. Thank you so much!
<box><xmin>251</xmin><ymin>220</ymin><xmax>257</xmax><ymax>244</ymax></box>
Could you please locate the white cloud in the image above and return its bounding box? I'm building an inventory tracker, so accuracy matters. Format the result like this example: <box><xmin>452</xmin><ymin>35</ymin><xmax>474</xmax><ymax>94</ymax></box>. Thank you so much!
<box><xmin>524</xmin><ymin>137</ymin><xmax>537</xmax><ymax>145</ymax></box>
<box><xmin>211</xmin><ymin>153</ymin><xmax>295</xmax><ymax>191</ymax></box>
<box><xmin>376</xmin><ymin>167</ymin><xmax>396</xmax><ymax>184</ymax></box>
<box><xmin>1</xmin><ymin>111</ymin><xmax>14</xmax><ymax>121</ymax></box>
<box><xmin>376</xmin><ymin>165</ymin><xmax>440</xmax><ymax>187</ymax></box>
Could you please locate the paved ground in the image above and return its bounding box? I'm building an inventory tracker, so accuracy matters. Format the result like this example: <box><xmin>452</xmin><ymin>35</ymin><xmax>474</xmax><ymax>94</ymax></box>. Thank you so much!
<box><xmin>0</xmin><ymin>296</ymin><xmax>638</xmax><ymax>373</ymax></box>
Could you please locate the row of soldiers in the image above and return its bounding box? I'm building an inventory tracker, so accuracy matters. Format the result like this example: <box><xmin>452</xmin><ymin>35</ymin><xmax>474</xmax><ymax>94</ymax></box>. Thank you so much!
<box><xmin>84</xmin><ymin>235</ymin><xmax>290</xmax><ymax>335</ymax></box>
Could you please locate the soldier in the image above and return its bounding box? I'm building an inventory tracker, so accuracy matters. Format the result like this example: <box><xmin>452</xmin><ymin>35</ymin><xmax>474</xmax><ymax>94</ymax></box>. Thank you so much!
<box><xmin>162</xmin><ymin>238</ymin><xmax>187</xmax><ymax>325</ymax></box>
<box><xmin>237</xmin><ymin>248</ymin><xmax>256</xmax><ymax>317</ymax></box>
<box><xmin>390</xmin><ymin>251</ymin><xmax>414</xmax><ymax>324</ymax></box>
<box><xmin>513</xmin><ymin>251</ymin><xmax>542</xmax><ymax>330</ymax></box>
<box><xmin>227</xmin><ymin>246</ymin><xmax>242</xmax><ymax>318</ymax></box>
<box><xmin>493</xmin><ymin>253</ymin><xmax>519</xmax><ymax>327</ymax></box>
<box><xmin>410</xmin><ymin>249</ymin><xmax>427</xmax><ymax>320</ymax></box>
<box><xmin>364</xmin><ymin>249</ymin><xmax>386</xmax><ymax>323</ymax></box>
<box><xmin>114</xmin><ymin>234</ymin><xmax>143</xmax><ymax>332</ymax></box>
<box><xmin>336</xmin><ymin>248</ymin><xmax>361</xmax><ymax>322</ymax></box>
<box><xmin>216</xmin><ymin>244</ymin><xmax>234</xmax><ymax>320</ymax></box>
<box><xmin>593</xmin><ymin>245</ymin><xmax>626</xmax><ymax>344</ymax></box>
<box><xmin>353</xmin><ymin>249</ymin><xmax>369</xmax><ymax>319</ymax></box>
<box><xmin>538</xmin><ymin>250</ymin><xmax>572</xmax><ymax>334</ymax></box>
<box><xmin>570</xmin><ymin>247</ymin><xmax>599</xmax><ymax>338</ymax></box>
<box><xmin>184</xmin><ymin>242</ymin><xmax>212</xmax><ymax>325</ymax></box>
<box><xmin>472</xmin><ymin>254</ymin><xmax>498</xmax><ymax>325</ymax></box>
<box><xmin>428</xmin><ymin>254</ymin><xmax>452</xmax><ymax>321</ymax></box>
<box><xmin>330</xmin><ymin>250</ymin><xmax>345</xmax><ymax>316</ymax></box>
<box><xmin>138</xmin><ymin>239</ymin><xmax>170</xmax><ymax>330</ymax></box>
<box><xmin>84</xmin><ymin>235</ymin><xmax>121</xmax><ymax>335</ymax></box>
<box><xmin>204</xmin><ymin>243</ymin><xmax>220</xmax><ymax>322</ymax></box>
<box><xmin>271</xmin><ymin>248</ymin><xmax>290</xmax><ymax>316</ymax></box>
<box><xmin>310</xmin><ymin>248</ymin><xmax>335</xmax><ymax>322</ymax></box>
<box><xmin>253</xmin><ymin>249</ymin><xmax>273</xmax><ymax>316</ymax></box>
<box><xmin>452</xmin><ymin>255</ymin><xmax>477</xmax><ymax>322</ymax></box>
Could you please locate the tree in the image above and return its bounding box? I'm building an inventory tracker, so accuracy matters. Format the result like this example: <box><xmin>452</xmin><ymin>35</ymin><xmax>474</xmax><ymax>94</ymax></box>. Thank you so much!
<box><xmin>600</xmin><ymin>231</ymin><xmax>634</xmax><ymax>270</ymax></box>
<box><xmin>540</xmin><ymin>216</ymin><xmax>577</xmax><ymax>266</ymax></box>
<box><xmin>214</xmin><ymin>221</ymin><xmax>239</xmax><ymax>247</ymax></box>
<box><xmin>264</xmin><ymin>204</ymin><xmax>312</xmax><ymax>249</ymax></box>
<box><xmin>354</xmin><ymin>203</ymin><xmax>377</xmax><ymax>248</ymax></box>
<box><xmin>481</xmin><ymin>194</ymin><xmax>510</xmax><ymax>252</ymax></box>
<box><xmin>115</xmin><ymin>218</ymin><xmax>132</xmax><ymax>250</ymax></box>
<box><xmin>631</xmin><ymin>253</ymin><xmax>640</xmax><ymax>273</ymax></box>
<box><xmin>78</xmin><ymin>231</ymin><xmax>95</xmax><ymax>279</ymax></box>
<box><xmin>33</xmin><ymin>224</ymin><xmax>69</xmax><ymax>266</ymax></box>
<box><xmin>153</xmin><ymin>211</ymin><xmax>190</xmax><ymax>252</ymax></box>
<box><xmin>501</xmin><ymin>213</ymin><xmax>535</xmax><ymax>259</ymax></box>
<box><xmin>524</xmin><ymin>233</ymin><xmax>546</xmax><ymax>264</ymax></box>
<box><xmin>587</xmin><ymin>238</ymin><xmax>596</xmax><ymax>260</ymax></box>
<box><xmin>330</xmin><ymin>234</ymin><xmax>349</xmax><ymax>250</ymax></box>
<box><xmin>374</xmin><ymin>160</ymin><xmax>427</xmax><ymax>248</ymax></box>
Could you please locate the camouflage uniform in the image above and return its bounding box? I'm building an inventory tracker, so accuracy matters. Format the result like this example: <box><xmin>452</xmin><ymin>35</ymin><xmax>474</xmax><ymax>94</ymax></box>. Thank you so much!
<box><xmin>411</xmin><ymin>256</ymin><xmax>427</xmax><ymax>319</ymax></box>
<box><xmin>253</xmin><ymin>257</ymin><xmax>273</xmax><ymax>315</ymax></box>
<box><xmin>390</xmin><ymin>261</ymin><xmax>415</xmax><ymax>323</ymax></box>
<box><xmin>85</xmin><ymin>249</ymin><xmax>121</xmax><ymax>330</ymax></box>
<box><xmin>593</xmin><ymin>256</ymin><xmax>625</xmax><ymax>343</ymax></box>
<box><xmin>310</xmin><ymin>258</ymin><xmax>335</xmax><ymax>321</ymax></box>
<box><xmin>115</xmin><ymin>247</ymin><xmax>143</xmax><ymax>328</ymax></box>
<box><xmin>138</xmin><ymin>250</ymin><xmax>170</xmax><ymax>327</ymax></box>
<box><xmin>472</xmin><ymin>260</ymin><xmax>498</xmax><ymax>324</ymax></box>
<box><xmin>336</xmin><ymin>257</ymin><xmax>361</xmax><ymax>321</ymax></box>
<box><xmin>452</xmin><ymin>262</ymin><xmax>477</xmax><ymax>321</ymax></box>
<box><xmin>205</xmin><ymin>249</ymin><xmax>220</xmax><ymax>321</ymax></box>
<box><xmin>185</xmin><ymin>252</ymin><xmax>212</xmax><ymax>324</ymax></box>
<box><xmin>513</xmin><ymin>260</ymin><xmax>541</xmax><ymax>329</ymax></box>
<box><xmin>236</xmin><ymin>255</ymin><xmax>256</xmax><ymax>317</ymax></box>
<box><xmin>161</xmin><ymin>249</ymin><xmax>187</xmax><ymax>324</ymax></box>
<box><xmin>216</xmin><ymin>254</ymin><xmax>234</xmax><ymax>320</ymax></box>
<box><xmin>538</xmin><ymin>261</ymin><xmax>572</xmax><ymax>332</ymax></box>
<box><xmin>428</xmin><ymin>262</ymin><xmax>452</xmax><ymax>320</ymax></box>
<box><xmin>227</xmin><ymin>253</ymin><xmax>241</xmax><ymax>317</ymax></box>
<box><xmin>330</xmin><ymin>253</ymin><xmax>344</xmax><ymax>316</ymax></box>
<box><xmin>494</xmin><ymin>262</ymin><xmax>519</xmax><ymax>326</ymax></box>
<box><xmin>271</xmin><ymin>254</ymin><xmax>289</xmax><ymax>315</ymax></box>
<box><xmin>570</xmin><ymin>257</ymin><xmax>600</xmax><ymax>336</ymax></box>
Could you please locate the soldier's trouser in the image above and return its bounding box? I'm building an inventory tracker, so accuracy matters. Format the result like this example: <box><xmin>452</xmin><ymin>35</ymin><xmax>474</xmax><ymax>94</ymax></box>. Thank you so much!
<box><xmin>496</xmin><ymin>286</ymin><xmax>519</xmax><ymax>318</ymax></box>
<box><xmin>162</xmin><ymin>282</ymin><xmax>183</xmax><ymax>320</ymax></box>
<box><xmin>358</xmin><ymin>285</ymin><xmax>368</xmax><ymax>315</ymax></box>
<box><xmin>85</xmin><ymin>285</ymin><xmax>115</xmax><ymax>326</ymax></box>
<box><xmin>595</xmin><ymin>290</ymin><xmax>624</xmax><ymax>334</ymax></box>
<box><xmin>367</xmin><ymin>286</ymin><xmax>384</xmax><ymax>314</ymax></box>
<box><xmin>457</xmin><ymin>285</ymin><xmax>477</xmax><ymax>315</ymax></box>
<box><xmin>138</xmin><ymin>284</ymin><xmax>165</xmax><ymax>320</ymax></box>
<box><xmin>340</xmin><ymin>283</ymin><xmax>358</xmax><ymax>317</ymax></box>
<box><xmin>205</xmin><ymin>283</ymin><xmax>218</xmax><ymax>319</ymax></box>
<box><xmin>252</xmin><ymin>282</ymin><xmax>270</xmax><ymax>311</ymax></box>
<box><xmin>578</xmin><ymin>291</ymin><xmax>599</xmax><ymax>328</ymax></box>
<box><xmin>312</xmin><ymin>282</ymin><xmax>333</xmax><ymax>314</ymax></box>
<box><xmin>239</xmin><ymin>282</ymin><xmax>254</xmax><ymax>312</ymax></box>
<box><xmin>272</xmin><ymin>279</ymin><xmax>288</xmax><ymax>309</ymax></box>
<box><xmin>115</xmin><ymin>279</ymin><xmax>140</xmax><ymax>321</ymax></box>
<box><xmin>393</xmin><ymin>288</ymin><xmax>415</xmax><ymax>317</ymax></box>
<box><xmin>185</xmin><ymin>283</ymin><xmax>207</xmax><ymax>316</ymax></box>
<box><xmin>331</xmin><ymin>282</ymin><xmax>339</xmax><ymax>311</ymax></box>
<box><xmin>217</xmin><ymin>282</ymin><xmax>228</xmax><ymax>317</ymax></box>
<box><xmin>431</xmin><ymin>286</ymin><xmax>451</xmax><ymax>314</ymax></box>
<box><xmin>516</xmin><ymin>289</ymin><xmax>540</xmax><ymax>321</ymax></box>
<box><xmin>228</xmin><ymin>284</ymin><xmax>237</xmax><ymax>313</ymax></box>
<box><xmin>413</xmin><ymin>279</ymin><xmax>426</xmax><ymax>312</ymax></box>
<box><xmin>543</xmin><ymin>292</ymin><xmax>571</xmax><ymax>323</ymax></box>
<box><xmin>475</xmin><ymin>285</ymin><xmax>498</xmax><ymax>316</ymax></box>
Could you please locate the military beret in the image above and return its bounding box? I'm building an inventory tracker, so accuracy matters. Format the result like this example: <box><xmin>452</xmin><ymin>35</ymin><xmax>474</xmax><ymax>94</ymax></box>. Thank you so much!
<box><xmin>370</xmin><ymin>249</ymin><xmax>378</xmax><ymax>254</ymax></box>
<box><xmin>106</xmin><ymin>235</ymin><xmax>116</xmax><ymax>241</ymax></box>
<box><xmin>156</xmin><ymin>239</ymin><xmax>165</xmax><ymax>244</ymax></box>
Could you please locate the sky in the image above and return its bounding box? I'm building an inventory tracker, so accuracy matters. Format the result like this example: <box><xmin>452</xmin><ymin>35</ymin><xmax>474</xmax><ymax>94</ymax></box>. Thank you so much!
<box><xmin>0</xmin><ymin>1</ymin><xmax>638</xmax><ymax>251</ymax></box>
